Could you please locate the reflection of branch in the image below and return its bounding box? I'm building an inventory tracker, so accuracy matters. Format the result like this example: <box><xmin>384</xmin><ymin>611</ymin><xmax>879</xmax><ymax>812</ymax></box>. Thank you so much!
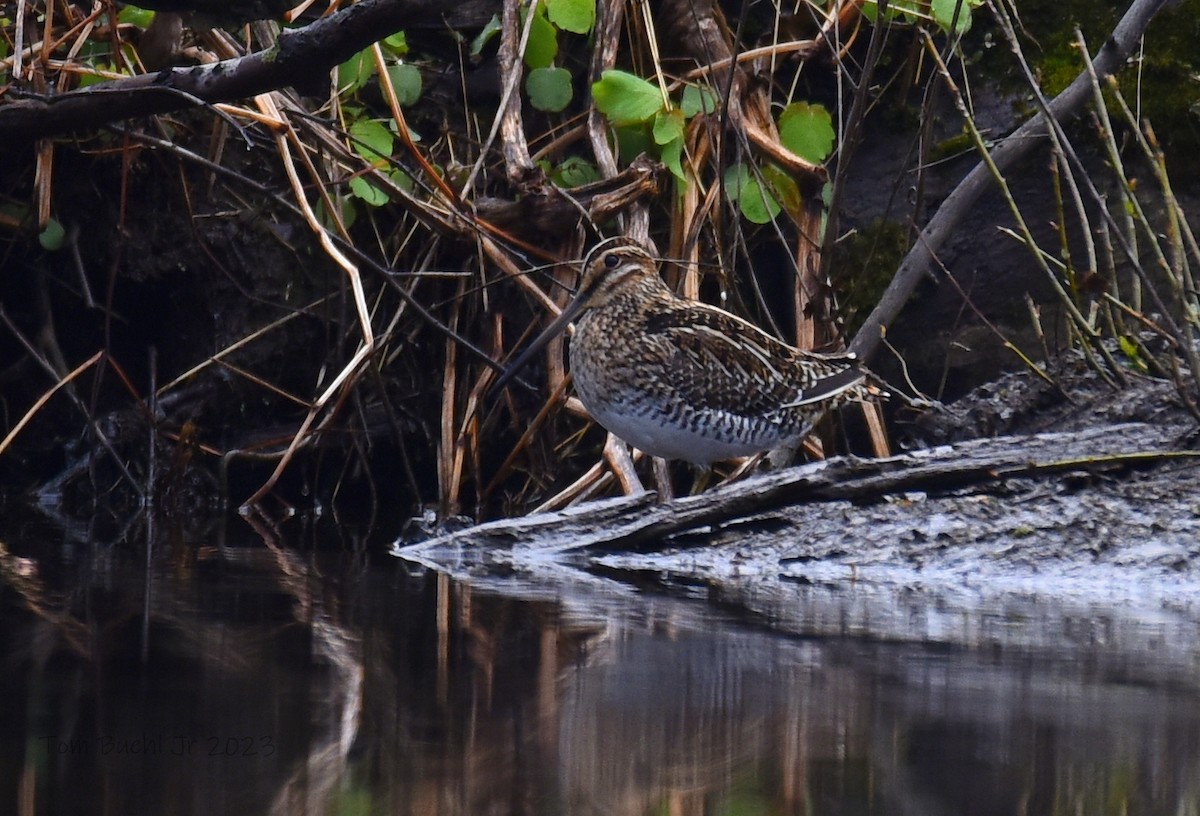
<box><xmin>242</xmin><ymin>514</ymin><xmax>364</xmax><ymax>816</ymax></box>
<box><xmin>0</xmin><ymin>0</ymin><xmax>452</xmax><ymax>145</ymax></box>
<box><xmin>0</xmin><ymin>541</ymin><xmax>91</xmax><ymax>657</ymax></box>
<box><xmin>849</xmin><ymin>0</ymin><xmax>1172</xmax><ymax>362</ymax></box>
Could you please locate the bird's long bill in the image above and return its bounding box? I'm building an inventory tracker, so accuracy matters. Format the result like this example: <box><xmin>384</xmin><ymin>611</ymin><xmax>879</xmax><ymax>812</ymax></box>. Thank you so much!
<box><xmin>491</xmin><ymin>294</ymin><xmax>589</xmax><ymax>393</ymax></box>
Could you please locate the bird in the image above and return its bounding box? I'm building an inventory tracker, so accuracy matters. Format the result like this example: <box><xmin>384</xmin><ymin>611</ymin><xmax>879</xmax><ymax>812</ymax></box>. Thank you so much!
<box><xmin>494</xmin><ymin>237</ymin><xmax>878</xmax><ymax>467</ymax></box>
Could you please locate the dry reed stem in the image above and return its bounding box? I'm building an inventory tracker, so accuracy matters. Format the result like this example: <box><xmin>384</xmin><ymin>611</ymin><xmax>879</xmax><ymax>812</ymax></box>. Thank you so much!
<box><xmin>0</xmin><ymin>350</ymin><xmax>103</xmax><ymax>457</ymax></box>
<box><xmin>439</xmin><ymin>284</ymin><xmax>463</xmax><ymax>513</ymax></box>
<box><xmin>242</xmin><ymin>94</ymin><xmax>380</xmax><ymax>505</ymax></box>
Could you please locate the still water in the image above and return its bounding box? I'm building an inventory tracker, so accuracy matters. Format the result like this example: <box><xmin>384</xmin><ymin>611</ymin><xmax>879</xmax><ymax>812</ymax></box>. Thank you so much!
<box><xmin>1</xmin><ymin>512</ymin><xmax>1199</xmax><ymax>815</ymax></box>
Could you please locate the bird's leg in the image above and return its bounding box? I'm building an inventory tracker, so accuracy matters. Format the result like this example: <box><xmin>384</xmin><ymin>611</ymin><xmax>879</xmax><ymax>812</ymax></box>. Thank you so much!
<box><xmin>652</xmin><ymin>456</ymin><xmax>675</xmax><ymax>503</ymax></box>
<box><xmin>602</xmin><ymin>433</ymin><xmax>646</xmax><ymax>495</ymax></box>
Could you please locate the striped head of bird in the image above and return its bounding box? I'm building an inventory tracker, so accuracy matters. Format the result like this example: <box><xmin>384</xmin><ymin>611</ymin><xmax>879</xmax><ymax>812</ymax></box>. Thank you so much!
<box><xmin>491</xmin><ymin>237</ymin><xmax>659</xmax><ymax>392</ymax></box>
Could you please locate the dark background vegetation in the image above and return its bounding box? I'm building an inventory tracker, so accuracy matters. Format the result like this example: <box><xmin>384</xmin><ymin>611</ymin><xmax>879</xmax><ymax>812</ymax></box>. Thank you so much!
<box><xmin>0</xmin><ymin>0</ymin><xmax>1197</xmax><ymax>527</ymax></box>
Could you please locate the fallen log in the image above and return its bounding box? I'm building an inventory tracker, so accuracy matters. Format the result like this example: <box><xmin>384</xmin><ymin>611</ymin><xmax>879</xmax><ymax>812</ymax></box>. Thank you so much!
<box><xmin>393</xmin><ymin>421</ymin><xmax>1199</xmax><ymax>568</ymax></box>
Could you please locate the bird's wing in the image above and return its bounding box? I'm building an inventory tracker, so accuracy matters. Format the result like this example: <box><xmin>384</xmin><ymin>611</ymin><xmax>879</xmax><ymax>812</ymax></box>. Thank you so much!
<box><xmin>643</xmin><ymin>305</ymin><xmax>858</xmax><ymax>419</ymax></box>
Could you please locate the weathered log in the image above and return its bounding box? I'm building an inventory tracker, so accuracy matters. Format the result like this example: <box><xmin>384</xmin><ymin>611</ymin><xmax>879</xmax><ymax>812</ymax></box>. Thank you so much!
<box><xmin>393</xmin><ymin>422</ymin><xmax>1198</xmax><ymax>568</ymax></box>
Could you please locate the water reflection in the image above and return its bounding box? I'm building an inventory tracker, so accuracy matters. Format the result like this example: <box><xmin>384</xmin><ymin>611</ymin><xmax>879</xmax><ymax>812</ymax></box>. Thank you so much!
<box><xmin>1</xmin><ymin>516</ymin><xmax>1199</xmax><ymax>814</ymax></box>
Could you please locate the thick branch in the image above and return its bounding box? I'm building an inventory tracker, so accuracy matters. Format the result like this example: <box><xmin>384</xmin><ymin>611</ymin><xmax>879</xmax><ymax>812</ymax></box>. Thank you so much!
<box><xmin>0</xmin><ymin>0</ymin><xmax>451</xmax><ymax>145</ymax></box>
<box><xmin>848</xmin><ymin>0</ymin><xmax>1171</xmax><ymax>362</ymax></box>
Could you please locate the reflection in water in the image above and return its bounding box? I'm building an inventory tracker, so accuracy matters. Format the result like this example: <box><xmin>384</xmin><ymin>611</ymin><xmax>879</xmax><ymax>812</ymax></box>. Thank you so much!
<box><xmin>1</xmin><ymin>516</ymin><xmax>1199</xmax><ymax>814</ymax></box>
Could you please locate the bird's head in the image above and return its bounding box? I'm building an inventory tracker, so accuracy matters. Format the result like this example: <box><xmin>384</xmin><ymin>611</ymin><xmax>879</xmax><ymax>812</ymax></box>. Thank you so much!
<box><xmin>491</xmin><ymin>237</ymin><xmax>658</xmax><ymax>393</ymax></box>
<box><xmin>572</xmin><ymin>237</ymin><xmax>658</xmax><ymax>310</ymax></box>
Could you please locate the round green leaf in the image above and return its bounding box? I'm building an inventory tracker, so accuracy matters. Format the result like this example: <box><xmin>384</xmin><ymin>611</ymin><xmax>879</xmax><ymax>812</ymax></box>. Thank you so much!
<box><xmin>680</xmin><ymin>84</ymin><xmax>717</xmax><ymax>117</ymax></box>
<box><xmin>592</xmin><ymin>70</ymin><xmax>664</xmax><ymax>125</ymax></box>
<box><xmin>349</xmin><ymin>176</ymin><xmax>389</xmax><ymax>207</ymax></box>
<box><xmin>523</xmin><ymin>8</ymin><xmax>558</xmax><ymax>69</ymax></box>
<box><xmin>546</xmin><ymin>0</ymin><xmax>595</xmax><ymax>34</ymax></box>
<box><xmin>551</xmin><ymin>156</ymin><xmax>600</xmax><ymax>187</ymax></box>
<box><xmin>338</xmin><ymin>50</ymin><xmax>375</xmax><ymax>94</ymax></box>
<box><xmin>739</xmin><ymin>178</ymin><xmax>781</xmax><ymax>224</ymax></box>
<box><xmin>778</xmin><ymin>101</ymin><xmax>835</xmax><ymax>163</ymax></box>
<box><xmin>526</xmin><ymin>66</ymin><xmax>573</xmax><ymax>112</ymax></box>
<box><xmin>931</xmin><ymin>0</ymin><xmax>972</xmax><ymax>34</ymax></box>
<box><xmin>386</xmin><ymin>63</ymin><xmax>422</xmax><ymax>106</ymax></box>
<box><xmin>723</xmin><ymin>163</ymin><xmax>749</xmax><ymax>203</ymax></box>
<box><xmin>39</xmin><ymin>218</ymin><xmax>65</xmax><ymax>251</ymax></box>
<box><xmin>349</xmin><ymin>118</ymin><xmax>395</xmax><ymax>165</ymax></box>
<box><xmin>723</xmin><ymin>163</ymin><xmax>780</xmax><ymax>224</ymax></box>
<box><xmin>387</xmin><ymin>167</ymin><xmax>414</xmax><ymax>193</ymax></box>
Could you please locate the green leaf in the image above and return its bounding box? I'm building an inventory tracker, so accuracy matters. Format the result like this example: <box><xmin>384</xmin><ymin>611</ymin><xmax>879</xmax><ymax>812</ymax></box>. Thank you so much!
<box><xmin>387</xmin><ymin>167</ymin><xmax>414</xmax><ymax>193</ymax></box>
<box><xmin>77</xmin><ymin>69</ymin><xmax>109</xmax><ymax>89</ymax></box>
<box><xmin>739</xmin><ymin>178</ymin><xmax>780</xmax><ymax>224</ymax></box>
<box><xmin>387</xmin><ymin>118</ymin><xmax>422</xmax><ymax>143</ymax></box>
<box><xmin>614</xmin><ymin>123</ymin><xmax>654</xmax><ymax>163</ymax></box>
<box><xmin>778</xmin><ymin>101</ymin><xmax>835</xmax><ymax>163</ymax></box>
<box><xmin>724</xmin><ymin>163</ymin><xmax>780</xmax><ymax>224</ymax></box>
<box><xmin>551</xmin><ymin>156</ymin><xmax>600</xmax><ymax>187</ymax></box>
<box><xmin>523</xmin><ymin>7</ymin><xmax>558</xmax><ymax>69</ymax></box>
<box><xmin>316</xmin><ymin>196</ymin><xmax>357</xmax><ymax>231</ymax></box>
<box><xmin>118</xmin><ymin>6</ymin><xmax>155</xmax><ymax>27</ymax></box>
<box><xmin>1117</xmin><ymin>334</ymin><xmax>1150</xmax><ymax>371</ymax></box>
<box><xmin>592</xmin><ymin>70</ymin><xmax>664</xmax><ymax>125</ymax></box>
<box><xmin>893</xmin><ymin>0</ymin><xmax>924</xmax><ymax>22</ymax></box>
<box><xmin>660</xmin><ymin>135</ymin><xmax>686</xmax><ymax>182</ymax></box>
<box><xmin>38</xmin><ymin>218</ymin><xmax>65</xmax><ymax>251</ymax></box>
<box><xmin>761</xmin><ymin>163</ymin><xmax>800</xmax><ymax>215</ymax></box>
<box><xmin>0</xmin><ymin>200</ymin><xmax>29</xmax><ymax>226</ymax></box>
<box><xmin>349</xmin><ymin>176</ymin><xmax>389</xmax><ymax>207</ymax></box>
<box><xmin>383</xmin><ymin>31</ymin><xmax>409</xmax><ymax>55</ymax></box>
<box><xmin>680</xmin><ymin>84</ymin><xmax>717</xmax><ymax>117</ymax></box>
<box><xmin>931</xmin><ymin>0</ymin><xmax>972</xmax><ymax>34</ymax></box>
<box><xmin>349</xmin><ymin>118</ymin><xmax>395</xmax><ymax>165</ymax></box>
<box><xmin>386</xmin><ymin>63</ymin><xmax>422</xmax><ymax>106</ymax></box>
<box><xmin>338</xmin><ymin>49</ymin><xmax>376</xmax><ymax>94</ymax></box>
<box><xmin>652</xmin><ymin>107</ymin><xmax>685</xmax><ymax>145</ymax></box>
<box><xmin>546</xmin><ymin>0</ymin><xmax>595</xmax><ymax>34</ymax></box>
<box><xmin>470</xmin><ymin>15</ymin><xmax>502</xmax><ymax>58</ymax></box>
<box><xmin>526</xmin><ymin>66</ymin><xmax>573</xmax><ymax>112</ymax></box>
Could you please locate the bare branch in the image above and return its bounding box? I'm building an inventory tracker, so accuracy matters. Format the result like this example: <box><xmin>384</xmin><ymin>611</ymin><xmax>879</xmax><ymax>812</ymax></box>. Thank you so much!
<box><xmin>0</xmin><ymin>0</ymin><xmax>453</xmax><ymax>144</ymax></box>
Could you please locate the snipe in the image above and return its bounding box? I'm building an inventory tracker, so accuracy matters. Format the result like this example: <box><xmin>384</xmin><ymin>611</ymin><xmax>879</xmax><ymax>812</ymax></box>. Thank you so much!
<box><xmin>495</xmin><ymin>237</ymin><xmax>876</xmax><ymax>465</ymax></box>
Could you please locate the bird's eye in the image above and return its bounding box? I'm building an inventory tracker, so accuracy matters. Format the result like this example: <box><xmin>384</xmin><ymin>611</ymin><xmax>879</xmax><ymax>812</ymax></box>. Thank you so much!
<box><xmin>604</xmin><ymin>253</ymin><xmax>620</xmax><ymax>269</ymax></box>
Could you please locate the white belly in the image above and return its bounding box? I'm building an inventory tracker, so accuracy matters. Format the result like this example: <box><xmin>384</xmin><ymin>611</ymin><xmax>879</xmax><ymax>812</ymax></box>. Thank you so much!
<box><xmin>586</xmin><ymin>399</ymin><xmax>791</xmax><ymax>464</ymax></box>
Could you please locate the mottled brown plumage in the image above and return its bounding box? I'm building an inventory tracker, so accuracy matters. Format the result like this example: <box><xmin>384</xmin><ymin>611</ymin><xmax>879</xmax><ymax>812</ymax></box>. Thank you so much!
<box><xmin>496</xmin><ymin>237</ymin><xmax>875</xmax><ymax>464</ymax></box>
